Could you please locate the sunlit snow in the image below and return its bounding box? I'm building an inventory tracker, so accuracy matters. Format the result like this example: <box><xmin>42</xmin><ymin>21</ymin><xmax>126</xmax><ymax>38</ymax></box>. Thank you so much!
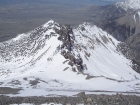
<box><xmin>0</xmin><ymin>20</ymin><xmax>140</xmax><ymax>96</ymax></box>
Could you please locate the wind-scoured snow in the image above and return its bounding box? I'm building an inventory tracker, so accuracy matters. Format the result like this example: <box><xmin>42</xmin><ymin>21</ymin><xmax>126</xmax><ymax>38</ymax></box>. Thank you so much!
<box><xmin>116</xmin><ymin>0</ymin><xmax>140</xmax><ymax>11</ymax></box>
<box><xmin>0</xmin><ymin>20</ymin><xmax>140</xmax><ymax>96</ymax></box>
<box><xmin>73</xmin><ymin>22</ymin><xmax>139</xmax><ymax>80</ymax></box>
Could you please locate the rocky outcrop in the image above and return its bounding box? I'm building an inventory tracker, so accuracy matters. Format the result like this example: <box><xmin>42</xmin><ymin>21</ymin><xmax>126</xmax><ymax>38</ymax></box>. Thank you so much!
<box><xmin>77</xmin><ymin>91</ymin><xmax>85</xmax><ymax>97</ymax></box>
<box><xmin>125</xmin><ymin>33</ymin><xmax>140</xmax><ymax>51</ymax></box>
<box><xmin>117</xmin><ymin>43</ymin><xmax>140</xmax><ymax>73</ymax></box>
<box><xmin>56</xmin><ymin>25</ymin><xmax>86</xmax><ymax>72</ymax></box>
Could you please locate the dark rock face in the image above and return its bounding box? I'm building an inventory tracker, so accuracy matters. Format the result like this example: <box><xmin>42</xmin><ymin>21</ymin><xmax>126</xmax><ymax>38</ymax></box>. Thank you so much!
<box><xmin>117</xmin><ymin>43</ymin><xmax>140</xmax><ymax>73</ymax></box>
<box><xmin>56</xmin><ymin>25</ymin><xmax>85</xmax><ymax>72</ymax></box>
<box><xmin>77</xmin><ymin>91</ymin><xmax>85</xmax><ymax>97</ymax></box>
<box><xmin>126</xmin><ymin>33</ymin><xmax>140</xmax><ymax>52</ymax></box>
<box><xmin>0</xmin><ymin>87</ymin><xmax>21</xmax><ymax>94</ymax></box>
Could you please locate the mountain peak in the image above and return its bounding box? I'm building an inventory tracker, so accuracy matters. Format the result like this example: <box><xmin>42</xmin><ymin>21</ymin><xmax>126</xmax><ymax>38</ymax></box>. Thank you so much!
<box><xmin>0</xmin><ymin>20</ymin><xmax>140</xmax><ymax>96</ymax></box>
<box><xmin>116</xmin><ymin>0</ymin><xmax>140</xmax><ymax>11</ymax></box>
<box><xmin>43</xmin><ymin>19</ymin><xmax>60</xmax><ymax>28</ymax></box>
<box><xmin>43</xmin><ymin>19</ymin><xmax>55</xmax><ymax>26</ymax></box>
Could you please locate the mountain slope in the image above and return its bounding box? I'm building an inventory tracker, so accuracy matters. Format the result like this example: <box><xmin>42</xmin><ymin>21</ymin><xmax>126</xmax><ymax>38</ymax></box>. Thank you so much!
<box><xmin>116</xmin><ymin>10</ymin><xmax>140</xmax><ymax>35</ymax></box>
<box><xmin>116</xmin><ymin>0</ymin><xmax>140</xmax><ymax>36</ymax></box>
<box><xmin>88</xmin><ymin>0</ymin><xmax>140</xmax><ymax>53</ymax></box>
<box><xmin>116</xmin><ymin>0</ymin><xmax>140</xmax><ymax>11</ymax></box>
<box><xmin>89</xmin><ymin>0</ymin><xmax>140</xmax><ymax>41</ymax></box>
<box><xmin>126</xmin><ymin>33</ymin><xmax>140</xmax><ymax>51</ymax></box>
<box><xmin>0</xmin><ymin>20</ymin><xmax>140</xmax><ymax>96</ymax></box>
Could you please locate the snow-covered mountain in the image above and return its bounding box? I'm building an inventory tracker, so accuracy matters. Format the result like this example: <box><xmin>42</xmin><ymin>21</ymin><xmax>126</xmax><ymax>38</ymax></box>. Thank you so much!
<box><xmin>0</xmin><ymin>20</ymin><xmax>140</xmax><ymax>96</ymax></box>
<box><xmin>116</xmin><ymin>0</ymin><xmax>140</xmax><ymax>11</ymax></box>
<box><xmin>114</xmin><ymin>0</ymin><xmax>140</xmax><ymax>37</ymax></box>
<box><xmin>115</xmin><ymin>0</ymin><xmax>140</xmax><ymax>62</ymax></box>
<box><xmin>89</xmin><ymin>0</ymin><xmax>140</xmax><ymax>42</ymax></box>
<box><xmin>116</xmin><ymin>9</ymin><xmax>140</xmax><ymax>35</ymax></box>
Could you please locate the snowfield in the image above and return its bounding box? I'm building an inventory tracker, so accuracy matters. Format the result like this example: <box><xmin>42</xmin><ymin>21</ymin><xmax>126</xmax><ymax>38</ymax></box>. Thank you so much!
<box><xmin>0</xmin><ymin>20</ymin><xmax>140</xmax><ymax>96</ymax></box>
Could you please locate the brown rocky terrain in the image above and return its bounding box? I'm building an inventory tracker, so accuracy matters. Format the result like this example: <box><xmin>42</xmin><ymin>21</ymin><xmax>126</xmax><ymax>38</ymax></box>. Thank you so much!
<box><xmin>0</xmin><ymin>93</ymin><xmax>140</xmax><ymax>105</ymax></box>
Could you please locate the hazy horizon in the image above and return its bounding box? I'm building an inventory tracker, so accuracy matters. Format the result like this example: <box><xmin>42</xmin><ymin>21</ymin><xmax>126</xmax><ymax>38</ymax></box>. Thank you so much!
<box><xmin>0</xmin><ymin>0</ymin><xmax>125</xmax><ymax>6</ymax></box>
<box><xmin>0</xmin><ymin>0</ymin><xmax>126</xmax><ymax>42</ymax></box>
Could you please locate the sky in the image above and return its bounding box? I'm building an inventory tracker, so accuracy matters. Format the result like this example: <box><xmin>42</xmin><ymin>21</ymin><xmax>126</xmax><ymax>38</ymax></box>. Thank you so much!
<box><xmin>0</xmin><ymin>0</ymin><xmax>126</xmax><ymax>6</ymax></box>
